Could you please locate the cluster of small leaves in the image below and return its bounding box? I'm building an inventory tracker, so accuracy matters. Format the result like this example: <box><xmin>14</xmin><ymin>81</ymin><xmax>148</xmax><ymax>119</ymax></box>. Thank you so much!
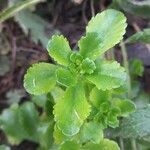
<box><xmin>23</xmin><ymin>9</ymin><xmax>136</xmax><ymax>149</ymax></box>
<box><xmin>90</xmin><ymin>88</ymin><xmax>135</xmax><ymax>129</ymax></box>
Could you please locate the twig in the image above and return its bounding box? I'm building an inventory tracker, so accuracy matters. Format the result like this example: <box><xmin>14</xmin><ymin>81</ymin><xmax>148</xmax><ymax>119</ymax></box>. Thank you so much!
<box><xmin>99</xmin><ymin>0</ymin><xmax>105</xmax><ymax>10</ymax></box>
<box><xmin>17</xmin><ymin>46</ymin><xmax>41</xmax><ymax>53</ymax></box>
<box><xmin>120</xmin><ymin>41</ymin><xmax>138</xmax><ymax>150</ymax></box>
<box><xmin>120</xmin><ymin>41</ymin><xmax>132</xmax><ymax>98</ymax></box>
<box><xmin>11</xmin><ymin>36</ymin><xmax>17</xmax><ymax>72</ymax></box>
<box><xmin>90</xmin><ymin>0</ymin><xmax>95</xmax><ymax>17</ymax></box>
<box><xmin>119</xmin><ymin>137</ymin><xmax>125</xmax><ymax>150</ymax></box>
<box><xmin>82</xmin><ymin>0</ymin><xmax>88</xmax><ymax>24</ymax></box>
<box><xmin>131</xmin><ymin>138</ymin><xmax>137</xmax><ymax>150</ymax></box>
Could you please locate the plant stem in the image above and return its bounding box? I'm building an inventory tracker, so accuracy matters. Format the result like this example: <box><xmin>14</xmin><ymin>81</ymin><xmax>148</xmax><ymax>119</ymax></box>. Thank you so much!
<box><xmin>131</xmin><ymin>139</ymin><xmax>137</xmax><ymax>150</ymax></box>
<box><xmin>90</xmin><ymin>0</ymin><xmax>95</xmax><ymax>17</ymax></box>
<box><xmin>120</xmin><ymin>42</ymin><xmax>137</xmax><ymax>150</ymax></box>
<box><xmin>0</xmin><ymin>0</ymin><xmax>45</xmax><ymax>23</ymax></box>
<box><xmin>120</xmin><ymin>41</ymin><xmax>132</xmax><ymax>99</ymax></box>
<box><xmin>119</xmin><ymin>137</ymin><xmax>125</xmax><ymax>150</ymax></box>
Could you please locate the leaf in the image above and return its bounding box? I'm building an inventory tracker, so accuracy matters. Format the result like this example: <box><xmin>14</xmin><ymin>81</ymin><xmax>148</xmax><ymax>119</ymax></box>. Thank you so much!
<box><xmin>31</xmin><ymin>94</ymin><xmax>47</xmax><ymax>108</ymax></box>
<box><xmin>115</xmin><ymin>0</ymin><xmax>150</xmax><ymax>18</ymax></box>
<box><xmin>50</xmin><ymin>86</ymin><xmax>64</xmax><ymax>103</ymax></box>
<box><xmin>120</xmin><ymin>105</ymin><xmax>150</xmax><ymax>138</ymax></box>
<box><xmin>54</xmin><ymin>82</ymin><xmax>91</xmax><ymax>136</ymax></box>
<box><xmin>24</xmin><ymin>62</ymin><xmax>57</xmax><ymax>95</ymax></box>
<box><xmin>0</xmin><ymin>104</ymin><xmax>28</xmax><ymax>144</ymax></box>
<box><xmin>45</xmin><ymin>95</ymin><xmax>54</xmax><ymax>119</ymax></box>
<box><xmin>79</xmin><ymin>122</ymin><xmax>103</xmax><ymax>143</ymax></box>
<box><xmin>113</xmin><ymin>99</ymin><xmax>135</xmax><ymax>117</ymax></box>
<box><xmin>130</xmin><ymin>81</ymin><xmax>140</xmax><ymax>99</ymax></box>
<box><xmin>129</xmin><ymin>59</ymin><xmax>144</xmax><ymax>77</ymax></box>
<box><xmin>126</xmin><ymin>28</ymin><xmax>150</xmax><ymax>44</ymax></box>
<box><xmin>19</xmin><ymin>102</ymin><xmax>39</xmax><ymax>141</ymax></box>
<box><xmin>54</xmin><ymin>125</ymin><xmax>70</xmax><ymax>144</ymax></box>
<box><xmin>47</xmin><ymin>35</ymin><xmax>72</xmax><ymax>66</ymax></box>
<box><xmin>135</xmin><ymin>92</ymin><xmax>150</xmax><ymax>109</ymax></box>
<box><xmin>0</xmin><ymin>145</ymin><xmax>10</xmax><ymax>150</ymax></box>
<box><xmin>0</xmin><ymin>0</ymin><xmax>44</xmax><ymax>23</ymax></box>
<box><xmin>79</xmin><ymin>9</ymin><xmax>127</xmax><ymax>59</ymax></box>
<box><xmin>107</xmin><ymin>109</ymin><xmax>120</xmax><ymax>128</ymax></box>
<box><xmin>6</xmin><ymin>89</ymin><xmax>25</xmax><ymax>104</ymax></box>
<box><xmin>82</xmin><ymin>139</ymin><xmax>120</xmax><ymax>150</ymax></box>
<box><xmin>89</xmin><ymin>87</ymin><xmax>110</xmax><ymax>108</ymax></box>
<box><xmin>14</xmin><ymin>10</ymin><xmax>55</xmax><ymax>48</ymax></box>
<box><xmin>80</xmin><ymin>58</ymin><xmax>96</xmax><ymax>74</ymax></box>
<box><xmin>56</xmin><ymin>68</ymin><xmax>77</xmax><ymax>87</ymax></box>
<box><xmin>59</xmin><ymin>141</ymin><xmax>80</xmax><ymax>150</ymax></box>
<box><xmin>38</xmin><ymin>122</ymin><xmax>54</xmax><ymax>149</ymax></box>
<box><xmin>86</xmin><ymin>61</ymin><xmax>127</xmax><ymax>90</ymax></box>
<box><xmin>79</xmin><ymin>33</ymin><xmax>101</xmax><ymax>59</ymax></box>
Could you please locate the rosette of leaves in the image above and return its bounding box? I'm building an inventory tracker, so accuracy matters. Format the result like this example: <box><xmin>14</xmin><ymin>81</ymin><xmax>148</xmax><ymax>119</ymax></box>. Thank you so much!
<box><xmin>24</xmin><ymin>9</ymin><xmax>135</xmax><ymax>149</ymax></box>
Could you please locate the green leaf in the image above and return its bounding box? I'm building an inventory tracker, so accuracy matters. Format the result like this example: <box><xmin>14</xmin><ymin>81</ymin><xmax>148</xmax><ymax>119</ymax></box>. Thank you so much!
<box><xmin>6</xmin><ymin>89</ymin><xmax>25</xmax><ymax>104</ymax></box>
<box><xmin>79</xmin><ymin>33</ymin><xmax>101</xmax><ymax>59</ymax></box>
<box><xmin>19</xmin><ymin>102</ymin><xmax>39</xmax><ymax>141</ymax></box>
<box><xmin>80</xmin><ymin>58</ymin><xmax>96</xmax><ymax>74</ymax></box>
<box><xmin>38</xmin><ymin>122</ymin><xmax>54</xmax><ymax>150</ymax></box>
<box><xmin>135</xmin><ymin>92</ymin><xmax>150</xmax><ymax>109</ymax></box>
<box><xmin>50</xmin><ymin>86</ymin><xmax>64</xmax><ymax>103</ymax></box>
<box><xmin>0</xmin><ymin>145</ymin><xmax>10</xmax><ymax>150</ymax></box>
<box><xmin>86</xmin><ymin>61</ymin><xmax>126</xmax><ymax>90</ymax></box>
<box><xmin>79</xmin><ymin>9</ymin><xmax>127</xmax><ymax>59</ymax></box>
<box><xmin>83</xmin><ymin>139</ymin><xmax>120</xmax><ymax>150</ymax></box>
<box><xmin>79</xmin><ymin>122</ymin><xmax>103</xmax><ymax>143</ymax></box>
<box><xmin>0</xmin><ymin>0</ymin><xmax>44</xmax><ymax>23</ymax></box>
<box><xmin>54</xmin><ymin>82</ymin><xmax>91</xmax><ymax>136</ymax></box>
<box><xmin>70</xmin><ymin>52</ymin><xmax>83</xmax><ymax>65</ymax></box>
<box><xmin>120</xmin><ymin>105</ymin><xmax>150</xmax><ymax>138</ymax></box>
<box><xmin>113</xmin><ymin>99</ymin><xmax>136</xmax><ymax>117</ymax></box>
<box><xmin>129</xmin><ymin>59</ymin><xmax>144</xmax><ymax>77</ymax></box>
<box><xmin>115</xmin><ymin>0</ymin><xmax>150</xmax><ymax>19</ymax></box>
<box><xmin>126</xmin><ymin>28</ymin><xmax>150</xmax><ymax>44</ymax></box>
<box><xmin>54</xmin><ymin>125</ymin><xmax>70</xmax><ymax>144</ymax></box>
<box><xmin>24</xmin><ymin>62</ymin><xmax>57</xmax><ymax>95</ymax></box>
<box><xmin>0</xmin><ymin>104</ymin><xmax>28</xmax><ymax>144</ymax></box>
<box><xmin>47</xmin><ymin>35</ymin><xmax>72</xmax><ymax>66</ymax></box>
<box><xmin>14</xmin><ymin>10</ymin><xmax>55</xmax><ymax>48</ymax></box>
<box><xmin>31</xmin><ymin>94</ymin><xmax>47</xmax><ymax>108</ymax></box>
<box><xmin>59</xmin><ymin>141</ymin><xmax>80</xmax><ymax>150</ymax></box>
<box><xmin>56</xmin><ymin>68</ymin><xmax>77</xmax><ymax>87</ymax></box>
<box><xmin>45</xmin><ymin>94</ymin><xmax>54</xmax><ymax>119</ymax></box>
<box><xmin>107</xmin><ymin>111</ymin><xmax>120</xmax><ymax>128</ymax></box>
<box><xmin>89</xmin><ymin>87</ymin><xmax>110</xmax><ymax>108</ymax></box>
<box><xmin>130</xmin><ymin>81</ymin><xmax>140</xmax><ymax>99</ymax></box>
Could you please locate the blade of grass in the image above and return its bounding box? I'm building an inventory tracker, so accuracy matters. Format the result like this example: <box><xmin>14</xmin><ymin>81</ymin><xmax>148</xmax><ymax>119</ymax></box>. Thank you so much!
<box><xmin>0</xmin><ymin>0</ymin><xmax>45</xmax><ymax>23</ymax></box>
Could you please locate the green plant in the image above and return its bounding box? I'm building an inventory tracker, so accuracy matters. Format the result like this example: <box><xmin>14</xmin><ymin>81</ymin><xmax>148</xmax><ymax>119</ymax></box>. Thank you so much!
<box><xmin>0</xmin><ymin>0</ymin><xmax>45</xmax><ymax>23</ymax></box>
<box><xmin>22</xmin><ymin>9</ymin><xmax>135</xmax><ymax>149</ymax></box>
<box><xmin>112</xmin><ymin>0</ymin><xmax>150</xmax><ymax>19</ymax></box>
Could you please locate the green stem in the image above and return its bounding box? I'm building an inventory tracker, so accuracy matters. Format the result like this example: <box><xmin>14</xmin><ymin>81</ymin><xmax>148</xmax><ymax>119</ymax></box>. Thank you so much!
<box><xmin>131</xmin><ymin>139</ymin><xmax>137</xmax><ymax>150</ymax></box>
<box><xmin>120</xmin><ymin>41</ymin><xmax>132</xmax><ymax>99</ymax></box>
<box><xmin>119</xmin><ymin>137</ymin><xmax>125</xmax><ymax>150</ymax></box>
<box><xmin>0</xmin><ymin>0</ymin><xmax>45</xmax><ymax>23</ymax></box>
<box><xmin>120</xmin><ymin>42</ymin><xmax>137</xmax><ymax>150</ymax></box>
